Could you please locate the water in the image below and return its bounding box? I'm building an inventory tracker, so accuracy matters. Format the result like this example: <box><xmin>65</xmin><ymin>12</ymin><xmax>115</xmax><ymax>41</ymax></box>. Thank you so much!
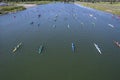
<box><xmin>0</xmin><ymin>2</ymin><xmax>120</xmax><ymax>80</ymax></box>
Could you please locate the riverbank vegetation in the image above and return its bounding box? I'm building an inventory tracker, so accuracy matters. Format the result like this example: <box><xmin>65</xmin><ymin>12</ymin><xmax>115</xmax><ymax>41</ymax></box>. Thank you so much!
<box><xmin>0</xmin><ymin>6</ymin><xmax>26</xmax><ymax>15</ymax></box>
<box><xmin>8</xmin><ymin>1</ymin><xmax>52</xmax><ymax>5</ymax></box>
<box><xmin>0</xmin><ymin>1</ymin><xmax>52</xmax><ymax>15</ymax></box>
<box><xmin>76</xmin><ymin>1</ymin><xmax>120</xmax><ymax>16</ymax></box>
<box><xmin>0</xmin><ymin>0</ymin><xmax>120</xmax><ymax>15</ymax></box>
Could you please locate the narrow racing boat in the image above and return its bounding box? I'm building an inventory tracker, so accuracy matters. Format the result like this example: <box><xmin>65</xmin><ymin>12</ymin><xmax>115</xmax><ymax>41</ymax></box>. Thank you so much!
<box><xmin>12</xmin><ymin>47</ymin><xmax>17</xmax><ymax>53</ymax></box>
<box><xmin>38</xmin><ymin>45</ymin><xmax>43</xmax><ymax>54</ymax></box>
<box><xmin>12</xmin><ymin>42</ymin><xmax>22</xmax><ymax>53</ymax></box>
<box><xmin>94</xmin><ymin>43</ymin><xmax>102</xmax><ymax>54</ymax></box>
<box><xmin>72</xmin><ymin>43</ymin><xmax>75</xmax><ymax>53</ymax></box>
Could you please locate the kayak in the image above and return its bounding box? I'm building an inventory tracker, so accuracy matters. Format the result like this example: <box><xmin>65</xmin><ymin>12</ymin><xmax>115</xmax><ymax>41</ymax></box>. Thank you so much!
<box><xmin>38</xmin><ymin>45</ymin><xmax>43</xmax><ymax>54</ymax></box>
<box><xmin>72</xmin><ymin>43</ymin><xmax>75</xmax><ymax>53</ymax></box>
<box><xmin>94</xmin><ymin>43</ymin><xmax>102</xmax><ymax>54</ymax></box>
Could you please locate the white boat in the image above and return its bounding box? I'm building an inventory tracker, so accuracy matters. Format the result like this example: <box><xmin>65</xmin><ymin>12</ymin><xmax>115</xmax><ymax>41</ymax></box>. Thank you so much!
<box><xmin>108</xmin><ymin>24</ymin><xmax>114</xmax><ymax>28</ymax></box>
<box><xmin>16</xmin><ymin>42</ymin><xmax>22</xmax><ymax>48</ymax></box>
<box><xmin>94</xmin><ymin>43</ymin><xmax>102</xmax><ymax>54</ymax></box>
<box><xmin>12</xmin><ymin>47</ymin><xmax>17</xmax><ymax>53</ymax></box>
<box><xmin>12</xmin><ymin>42</ymin><xmax>22</xmax><ymax>53</ymax></box>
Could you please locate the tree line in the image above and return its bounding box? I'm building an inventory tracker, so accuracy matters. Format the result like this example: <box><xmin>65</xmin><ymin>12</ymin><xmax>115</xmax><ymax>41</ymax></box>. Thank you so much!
<box><xmin>80</xmin><ymin>0</ymin><xmax>120</xmax><ymax>3</ymax></box>
<box><xmin>0</xmin><ymin>0</ymin><xmax>120</xmax><ymax>3</ymax></box>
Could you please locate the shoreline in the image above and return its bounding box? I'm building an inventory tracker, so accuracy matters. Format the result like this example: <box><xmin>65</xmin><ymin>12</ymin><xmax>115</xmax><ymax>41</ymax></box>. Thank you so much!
<box><xmin>0</xmin><ymin>1</ymin><xmax>51</xmax><ymax>15</ymax></box>
<box><xmin>16</xmin><ymin>4</ymin><xmax>37</xmax><ymax>8</ymax></box>
<box><xmin>1</xmin><ymin>1</ymin><xmax>120</xmax><ymax>16</ymax></box>
<box><xmin>75</xmin><ymin>2</ymin><xmax>120</xmax><ymax>16</ymax></box>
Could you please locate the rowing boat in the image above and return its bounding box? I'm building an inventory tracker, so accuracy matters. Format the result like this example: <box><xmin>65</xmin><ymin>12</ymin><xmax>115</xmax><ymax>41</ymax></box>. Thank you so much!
<box><xmin>72</xmin><ymin>43</ymin><xmax>75</xmax><ymax>53</ymax></box>
<box><xmin>12</xmin><ymin>42</ymin><xmax>22</xmax><ymax>53</ymax></box>
<box><xmin>38</xmin><ymin>45</ymin><xmax>43</xmax><ymax>54</ymax></box>
<box><xmin>16</xmin><ymin>42</ymin><xmax>22</xmax><ymax>48</ymax></box>
<box><xmin>12</xmin><ymin>47</ymin><xmax>17</xmax><ymax>53</ymax></box>
<box><xmin>94</xmin><ymin>43</ymin><xmax>102</xmax><ymax>54</ymax></box>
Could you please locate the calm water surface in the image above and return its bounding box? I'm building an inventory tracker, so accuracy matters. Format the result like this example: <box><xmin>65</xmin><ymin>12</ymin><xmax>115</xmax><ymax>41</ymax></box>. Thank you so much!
<box><xmin>0</xmin><ymin>2</ymin><xmax>120</xmax><ymax>80</ymax></box>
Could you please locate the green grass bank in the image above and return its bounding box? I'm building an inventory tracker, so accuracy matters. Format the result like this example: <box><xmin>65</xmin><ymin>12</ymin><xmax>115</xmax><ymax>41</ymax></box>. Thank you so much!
<box><xmin>0</xmin><ymin>1</ymin><xmax>52</xmax><ymax>15</ymax></box>
<box><xmin>76</xmin><ymin>2</ymin><xmax>120</xmax><ymax>16</ymax></box>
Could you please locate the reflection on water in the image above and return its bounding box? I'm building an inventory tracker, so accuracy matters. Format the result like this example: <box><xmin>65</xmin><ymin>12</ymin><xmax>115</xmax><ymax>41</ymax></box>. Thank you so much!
<box><xmin>0</xmin><ymin>2</ymin><xmax>120</xmax><ymax>80</ymax></box>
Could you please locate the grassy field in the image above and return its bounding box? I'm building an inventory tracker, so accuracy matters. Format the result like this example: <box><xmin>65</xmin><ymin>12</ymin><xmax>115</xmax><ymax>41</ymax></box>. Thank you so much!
<box><xmin>76</xmin><ymin>2</ymin><xmax>120</xmax><ymax>16</ymax></box>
